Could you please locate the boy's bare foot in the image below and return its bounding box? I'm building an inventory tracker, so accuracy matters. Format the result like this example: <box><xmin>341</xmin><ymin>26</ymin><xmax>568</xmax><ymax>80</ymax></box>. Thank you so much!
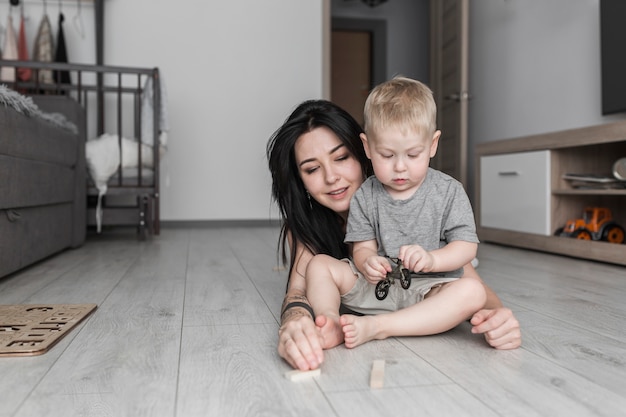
<box><xmin>340</xmin><ymin>314</ymin><xmax>381</xmax><ymax>349</ymax></box>
<box><xmin>315</xmin><ymin>314</ymin><xmax>345</xmax><ymax>349</ymax></box>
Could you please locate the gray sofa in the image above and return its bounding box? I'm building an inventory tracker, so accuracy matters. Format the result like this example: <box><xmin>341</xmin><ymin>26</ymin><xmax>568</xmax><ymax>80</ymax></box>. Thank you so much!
<box><xmin>0</xmin><ymin>94</ymin><xmax>86</xmax><ymax>278</ymax></box>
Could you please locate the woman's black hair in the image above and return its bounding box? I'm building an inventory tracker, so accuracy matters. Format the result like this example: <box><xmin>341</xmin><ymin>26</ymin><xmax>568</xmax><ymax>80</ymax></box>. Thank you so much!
<box><xmin>266</xmin><ymin>100</ymin><xmax>372</xmax><ymax>282</ymax></box>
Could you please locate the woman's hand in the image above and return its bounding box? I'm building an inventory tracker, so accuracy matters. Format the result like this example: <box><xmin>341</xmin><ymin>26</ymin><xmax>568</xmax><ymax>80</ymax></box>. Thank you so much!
<box><xmin>278</xmin><ymin>311</ymin><xmax>324</xmax><ymax>371</ymax></box>
<box><xmin>470</xmin><ymin>307</ymin><xmax>521</xmax><ymax>349</ymax></box>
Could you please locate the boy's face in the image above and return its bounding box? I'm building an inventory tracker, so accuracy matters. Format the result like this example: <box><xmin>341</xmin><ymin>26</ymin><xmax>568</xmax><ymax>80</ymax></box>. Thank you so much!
<box><xmin>361</xmin><ymin>126</ymin><xmax>440</xmax><ymax>200</ymax></box>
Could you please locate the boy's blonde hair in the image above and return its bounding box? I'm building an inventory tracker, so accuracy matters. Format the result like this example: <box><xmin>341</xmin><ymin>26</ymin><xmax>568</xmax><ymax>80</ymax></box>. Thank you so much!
<box><xmin>363</xmin><ymin>76</ymin><xmax>437</xmax><ymax>137</ymax></box>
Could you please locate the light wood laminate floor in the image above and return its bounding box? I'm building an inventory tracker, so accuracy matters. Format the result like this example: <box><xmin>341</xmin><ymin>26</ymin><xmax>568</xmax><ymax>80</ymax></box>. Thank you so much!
<box><xmin>0</xmin><ymin>226</ymin><xmax>625</xmax><ymax>417</ymax></box>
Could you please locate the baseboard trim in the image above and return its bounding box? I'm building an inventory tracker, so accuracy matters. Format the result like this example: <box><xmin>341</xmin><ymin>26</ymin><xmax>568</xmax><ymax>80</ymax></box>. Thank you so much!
<box><xmin>160</xmin><ymin>219</ymin><xmax>282</xmax><ymax>228</ymax></box>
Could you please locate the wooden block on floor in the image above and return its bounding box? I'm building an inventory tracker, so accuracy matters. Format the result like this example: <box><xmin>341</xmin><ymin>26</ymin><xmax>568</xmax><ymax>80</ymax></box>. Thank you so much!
<box><xmin>370</xmin><ymin>359</ymin><xmax>385</xmax><ymax>389</ymax></box>
<box><xmin>284</xmin><ymin>368</ymin><xmax>321</xmax><ymax>382</ymax></box>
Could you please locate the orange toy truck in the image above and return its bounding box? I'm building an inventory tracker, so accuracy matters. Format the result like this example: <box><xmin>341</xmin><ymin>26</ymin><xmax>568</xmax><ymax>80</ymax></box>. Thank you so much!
<box><xmin>556</xmin><ymin>207</ymin><xmax>625</xmax><ymax>244</ymax></box>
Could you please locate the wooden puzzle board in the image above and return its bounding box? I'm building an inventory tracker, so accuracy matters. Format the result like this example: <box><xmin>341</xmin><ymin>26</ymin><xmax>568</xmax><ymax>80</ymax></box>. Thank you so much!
<box><xmin>0</xmin><ymin>304</ymin><xmax>97</xmax><ymax>357</ymax></box>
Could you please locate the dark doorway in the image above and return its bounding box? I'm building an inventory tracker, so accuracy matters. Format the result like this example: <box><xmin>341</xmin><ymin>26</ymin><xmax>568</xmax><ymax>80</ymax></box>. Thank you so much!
<box><xmin>331</xmin><ymin>18</ymin><xmax>386</xmax><ymax>126</ymax></box>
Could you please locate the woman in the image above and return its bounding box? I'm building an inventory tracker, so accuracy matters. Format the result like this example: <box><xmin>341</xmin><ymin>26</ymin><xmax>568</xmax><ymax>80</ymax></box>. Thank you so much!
<box><xmin>267</xmin><ymin>99</ymin><xmax>521</xmax><ymax>371</ymax></box>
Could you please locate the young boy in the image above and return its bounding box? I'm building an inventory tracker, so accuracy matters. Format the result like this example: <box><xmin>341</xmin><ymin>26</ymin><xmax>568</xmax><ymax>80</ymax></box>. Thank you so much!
<box><xmin>306</xmin><ymin>77</ymin><xmax>485</xmax><ymax>349</ymax></box>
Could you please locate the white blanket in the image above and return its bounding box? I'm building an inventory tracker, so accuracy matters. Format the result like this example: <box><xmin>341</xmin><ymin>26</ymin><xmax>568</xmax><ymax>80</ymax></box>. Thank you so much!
<box><xmin>86</xmin><ymin>133</ymin><xmax>162</xmax><ymax>232</ymax></box>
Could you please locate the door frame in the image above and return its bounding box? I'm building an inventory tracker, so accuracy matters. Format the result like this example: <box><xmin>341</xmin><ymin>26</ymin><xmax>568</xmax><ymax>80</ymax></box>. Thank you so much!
<box><xmin>429</xmin><ymin>0</ymin><xmax>470</xmax><ymax>188</ymax></box>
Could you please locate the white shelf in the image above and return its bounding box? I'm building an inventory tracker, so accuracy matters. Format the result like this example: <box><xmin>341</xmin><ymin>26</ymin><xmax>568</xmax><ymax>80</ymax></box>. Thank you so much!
<box><xmin>476</xmin><ymin>121</ymin><xmax>626</xmax><ymax>266</ymax></box>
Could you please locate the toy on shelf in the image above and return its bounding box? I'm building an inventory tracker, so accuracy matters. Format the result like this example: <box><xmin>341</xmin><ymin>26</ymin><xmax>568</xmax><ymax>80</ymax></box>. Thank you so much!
<box><xmin>555</xmin><ymin>207</ymin><xmax>625</xmax><ymax>244</ymax></box>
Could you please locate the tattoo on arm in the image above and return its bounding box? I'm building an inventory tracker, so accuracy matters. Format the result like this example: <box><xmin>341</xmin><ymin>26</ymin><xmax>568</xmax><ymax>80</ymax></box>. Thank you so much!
<box><xmin>281</xmin><ymin>307</ymin><xmax>309</xmax><ymax>324</ymax></box>
<box><xmin>281</xmin><ymin>295</ymin><xmax>309</xmax><ymax>311</ymax></box>
<box><xmin>280</xmin><ymin>295</ymin><xmax>314</xmax><ymax>324</ymax></box>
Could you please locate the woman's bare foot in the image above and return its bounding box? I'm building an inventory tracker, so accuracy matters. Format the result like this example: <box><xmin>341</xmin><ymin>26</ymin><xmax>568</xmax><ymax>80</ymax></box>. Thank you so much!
<box><xmin>315</xmin><ymin>314</ymin><xmax>345</xmax><ymax>349</ymax></box>
<box><xmin>340</xmin><ymin>314</ymin><xmax>381</xmax><ymax>349</ymax></box>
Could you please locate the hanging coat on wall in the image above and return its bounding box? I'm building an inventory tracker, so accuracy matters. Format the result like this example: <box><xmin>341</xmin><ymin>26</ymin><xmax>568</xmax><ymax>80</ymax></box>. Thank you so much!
<box><xmin>17</xmin><ymin>13</ymin><xmax>32</xmax><ymax>82</ymax></box>
<box><xmin>0</xmin><ymin>15</ymin><xmax>19</xmax><ymax>82</ymax></box>
<box><xmin>32</xmin><ymin>13</ymin><xmax>55</xmax><ymax>84</ymax></box>
<box><xmin>54</xmin><ymin>12</ymin><xmax>71</xmax><ymax>85</ymax></box>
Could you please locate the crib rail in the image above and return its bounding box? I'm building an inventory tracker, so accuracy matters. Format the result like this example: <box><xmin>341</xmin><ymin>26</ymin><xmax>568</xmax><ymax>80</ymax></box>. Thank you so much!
<box><xmin>0</xmin><ymin>60</ymin><xmax>162</xmax><ymax>236</ymax></box>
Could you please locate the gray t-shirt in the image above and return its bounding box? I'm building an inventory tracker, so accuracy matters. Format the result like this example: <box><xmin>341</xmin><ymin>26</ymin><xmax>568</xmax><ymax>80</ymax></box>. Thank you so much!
<box><xmin>344</xmin><ymin>168</ymin><xmax>479</xmax><ymax>278</ymax></box>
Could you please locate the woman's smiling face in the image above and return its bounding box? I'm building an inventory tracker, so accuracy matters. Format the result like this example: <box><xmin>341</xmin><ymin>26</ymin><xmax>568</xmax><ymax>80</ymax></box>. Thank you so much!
<box><xmin>295</xmin><ymin>126</ymin><xmax>364</xmax><ymax>218</ymax></box>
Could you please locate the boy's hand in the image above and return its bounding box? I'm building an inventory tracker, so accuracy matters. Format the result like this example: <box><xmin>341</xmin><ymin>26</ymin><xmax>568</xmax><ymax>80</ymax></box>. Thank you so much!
<box><xmin>398</xmin><ymin>245</ymin><xmax>435</xmax><ymax>273</ymax></box>
<box><xmin>361</xmin><ymin>255</ymin><xmax>392</xmax><ymax>284</ymax></box>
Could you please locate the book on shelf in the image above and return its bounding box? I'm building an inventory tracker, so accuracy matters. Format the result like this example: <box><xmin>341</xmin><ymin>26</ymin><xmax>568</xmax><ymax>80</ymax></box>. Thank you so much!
<box><xmin>562</xmin><ymin>173</ymin><xmax>626</xmax><ymax>189</ymax></box>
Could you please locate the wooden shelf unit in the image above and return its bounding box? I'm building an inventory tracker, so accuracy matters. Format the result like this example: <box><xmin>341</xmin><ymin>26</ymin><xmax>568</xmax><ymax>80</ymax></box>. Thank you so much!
<box><xmin>476</xmin><ymin>120</ymin><xmax>626</xmax><ymax>266</ymax></box>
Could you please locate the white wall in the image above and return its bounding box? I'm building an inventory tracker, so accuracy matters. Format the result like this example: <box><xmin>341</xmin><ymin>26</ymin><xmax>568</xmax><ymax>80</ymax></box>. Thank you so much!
<box><xmin>468</xmin><ymin>0</ymin><xmax>626</xmax><ymax>194</ymax></box>
<box><xmin>99</xmin><ymin>0</ymin><xmax>325</xmax><ymax>221</ymax></box>
<box><xmin>470</xmin><ymin>0</ymin><xmax>625</xmax><ymax>143</ymax></box>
